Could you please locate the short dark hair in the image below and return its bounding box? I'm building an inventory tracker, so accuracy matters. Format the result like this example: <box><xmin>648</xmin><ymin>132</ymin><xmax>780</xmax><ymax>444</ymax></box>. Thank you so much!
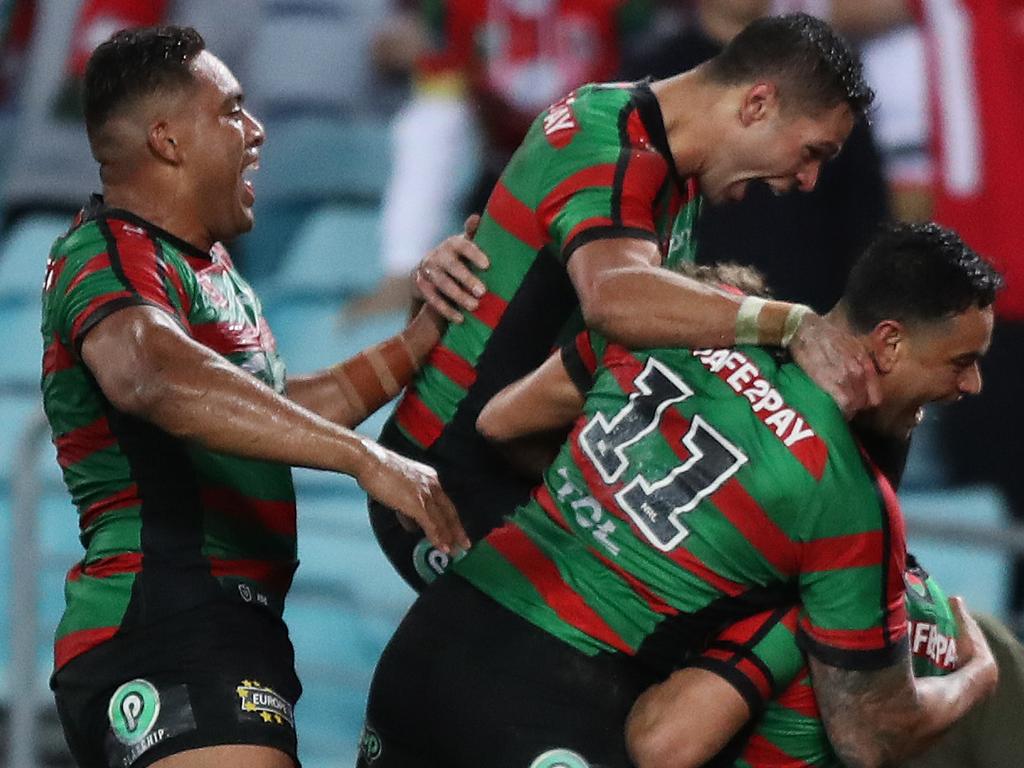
<box><xmin>706</xmin><ymin>13</ymin><xmax>874</xmax><ymax>118</ymax></box>
<box><xmin>83</xmin><ymin>25</ymin><xmax>206</xmax><ymax>136</ymax></box>
<box><xmin>843</xmin><ymin>222</ymin><xmax>1003</xmax><ymax>332</ymax></box>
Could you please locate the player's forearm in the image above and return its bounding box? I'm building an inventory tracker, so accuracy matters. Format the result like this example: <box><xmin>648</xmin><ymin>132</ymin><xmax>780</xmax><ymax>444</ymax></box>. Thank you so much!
<box><xmin>289</xmin><ymin>305</ymin><xmax>444</xmax><ymax>426</ymax></box>
<box><xmin>897</xmin><ymin>655</ymin><xmax>999</xmax><ymax>755</ymax></box>
<box><xmin>812</xmin><ymin>654</ymin><xmax>995</xmax><ymax>768</ymax></box>
<box><xmin>580</xmin><ymin>266</ymin><xmax>744</xmax><ymax>349</ymax></box>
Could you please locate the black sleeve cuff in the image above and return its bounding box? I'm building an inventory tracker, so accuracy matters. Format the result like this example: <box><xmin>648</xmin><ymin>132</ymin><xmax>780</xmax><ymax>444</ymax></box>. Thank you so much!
<box><xmin>560</xmin><ymin>341</ymin><xmax>595</xmax><ymax>396</ymax></box>
<box><xmin>562</xmin><ymin>225</ymin><xmax>659</xmax><ymax>264</ymax></box>
<box><xmin>796</xmin><ymin>627</ymin><xmax>909</xmax><ymax>671</ymax></box>
<box><xmin>688</xmin><ymin>656</ymin><xmax>766</xmax><ymax>714</ymax></box>
<box><xmin>73</xmin><ymin>297</ymin><xmax>184</xmax><ymax>358</ymax></box>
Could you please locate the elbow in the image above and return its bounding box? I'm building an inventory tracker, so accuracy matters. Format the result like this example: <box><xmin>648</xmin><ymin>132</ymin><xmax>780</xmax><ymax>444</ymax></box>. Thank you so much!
<box><xmin>475</xmin><ymin>404</ymin><xmax>511</xmax><ymax>445</ymax></box>
<box><xmin>625</xmin><ymin>709</ymin><xmax>706</xmax><ymax>768</ymax></box>
<box><xmin>102</xmin><ymin>366</ymin><xmax>167</xmax><ymax>418</ymax></box>
<box><xmin>578</xmin><ymin>288</ymin><xmax>619</xmax><ymax>337</ymax></box>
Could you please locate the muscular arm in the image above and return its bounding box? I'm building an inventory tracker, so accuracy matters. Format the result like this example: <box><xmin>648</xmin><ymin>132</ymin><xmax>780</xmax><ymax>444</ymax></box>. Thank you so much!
<box><xmin>82</xmin><ymin>305</ymin><xmax>468</xmax><ymax>552</ymax></box>
<box><xmin>476</xmin><ymin>349</ymin><xmax>584</xmax><ymax>478</ymax></box>
<box><xmin>477</xmin><ymin>349</ymin><xmax>584</xmax><ymax>442</ymax></box>
<box><xmin>567</xmin><ymin>239</ymin><xmax>878</xmax><ymax>415</ymax></box>
<box><xmin>288</xmin><ymin>305</ymin><xmax>445</xmax><ymax>426</ymax></box>
<box><xmin>568</xmin><ymin>238</ymin><xmax>741</xmax><ymax>349</ymax></box>
<box><xmin>626</xmin><ymin>668</ymin><xmax>750</xmax><ymax>768</ymax></box>
<box><xmin>809</xmin><ymin>599</ymin><xmax>997</xmax><ymax>768</ymax></box>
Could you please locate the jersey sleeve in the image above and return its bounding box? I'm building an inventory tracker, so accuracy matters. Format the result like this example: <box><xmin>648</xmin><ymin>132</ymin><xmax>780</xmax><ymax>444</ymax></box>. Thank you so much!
<box><xmin>689</xmin><ymin>607</ymin><xmax>807</xmax><ymax>712</ymax></box>
<box><xmin>535</xmin><ymin>95</ymin><xmax>670</xmax><ymax>264</ymax></box>
<box><xmin>56</xmin><ymin>218</ymin><xmax>194</xmax><ymax>354</ymax></box>
<box><xmin>795</xmin><ymin>458</ymin><xmax>909</xmax><ymax>670</ymax></box>
<box><xmin>559</xmin><ymin>330</ymin><xmax>610</xmax><ymax>395</ymax></box>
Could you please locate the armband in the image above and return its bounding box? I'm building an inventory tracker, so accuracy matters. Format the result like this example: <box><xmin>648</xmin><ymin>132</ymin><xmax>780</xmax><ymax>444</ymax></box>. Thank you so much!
<box><xmin>329</xmin><ymin>336</ymin><xmax>420</xmax><ymax>423</ymax></box>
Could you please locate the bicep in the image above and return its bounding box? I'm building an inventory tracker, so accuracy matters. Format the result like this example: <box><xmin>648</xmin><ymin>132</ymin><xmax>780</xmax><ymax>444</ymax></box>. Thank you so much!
<box><xmin>566</xmin><ymin>236</ymin><xmax>661</xmax><ymax>316</ymax></box>
<box><xmin>80</xmin><ymin>304</ymin><xmax>206</xmax><ymax>413</ymax></box>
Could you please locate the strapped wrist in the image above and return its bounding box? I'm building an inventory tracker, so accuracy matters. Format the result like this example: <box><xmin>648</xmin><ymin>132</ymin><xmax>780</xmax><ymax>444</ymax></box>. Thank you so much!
<box><xmin>735</xmin><ymin>297</ymin><xmax>813</xmax><ymax>347</ymax></box>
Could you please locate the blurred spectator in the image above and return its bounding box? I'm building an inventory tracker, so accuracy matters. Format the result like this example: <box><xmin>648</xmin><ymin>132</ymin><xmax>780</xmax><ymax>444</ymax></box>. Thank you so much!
<box><xmin>0</xmin><ymin>0</ymin><xmax>34</xmax><ymax>180</ymax></box>
<box><xmin>1</xmin><ymin>0</ymin><xmax>257</xmax><ymax>229</ymax></box>
<box><xmin>860</xmin><ymin>23</ymin><xmax>933</xmax><ymax>222</ymax></box>
<box><xmin>821</xmin><ymin>0</ymin><xmax>1024</xmax><ymax>633</ymax></box>
<box><xmin>620</xmin><ymin>0</ymin><xmax>890</xmax><ymax>313</ymax></box>
<box><xmin>347</xmin><ymin>0</ymin><xmax>653</xmax><ymax>317</ymax></box>
<box><xmin>0</xmin><ymin>0</ymin><xmax>34</xmax><ymax>111</ymax></box>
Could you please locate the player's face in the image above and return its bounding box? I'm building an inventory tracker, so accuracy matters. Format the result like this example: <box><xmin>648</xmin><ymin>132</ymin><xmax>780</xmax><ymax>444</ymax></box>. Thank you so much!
<box><xmin>704</xmin><ymin>99</ymin><xmax>854</xmax><ymax>205</ymax></box>
<box><xmin>869</xmin><ymin>305</ymin><xmax>993</xmax><ymax>439</ymax></box>
<box><xmin>182</xmin><ymin>51</ymin><xmax>264</xmax><ymax>244</ymax></box>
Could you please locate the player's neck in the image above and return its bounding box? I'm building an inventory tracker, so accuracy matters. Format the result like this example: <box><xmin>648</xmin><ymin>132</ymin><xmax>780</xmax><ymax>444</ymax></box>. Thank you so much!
<box><xmin>650</xmin><ymin>69</ymin><xmax>730</xmax><ymax>179</ymax></box>
<box><xmin>103</xmin><ymin>182</ymin><xmax>214</xmax><ymax>253</ymax></box>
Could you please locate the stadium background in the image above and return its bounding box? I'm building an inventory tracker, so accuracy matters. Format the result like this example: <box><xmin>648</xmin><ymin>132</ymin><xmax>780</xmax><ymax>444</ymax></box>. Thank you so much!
<box><xmin>0</xmin><ymin>1</ymin><xmax>1019</xmax><ymax>766</ymax></box>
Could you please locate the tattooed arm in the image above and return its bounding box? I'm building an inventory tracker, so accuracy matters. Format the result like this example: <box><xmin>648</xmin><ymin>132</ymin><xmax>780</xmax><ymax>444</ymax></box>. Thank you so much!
<box><xmin>809</xmin><ymin>598</ymin><xmax>998</xmax><ymax>767</ymax></box>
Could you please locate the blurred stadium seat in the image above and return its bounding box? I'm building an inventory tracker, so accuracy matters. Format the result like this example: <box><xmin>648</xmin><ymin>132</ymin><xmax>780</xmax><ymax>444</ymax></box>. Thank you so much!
<box><xmin>904</xmin><ymin>486</ymin><xmax>1012</xmax><ymax>616</ymax></box>
<box><xmin>0</xmin><ymin>213</ymin><xmax>66</xmax><ymax>306</ymax></box>
<box><xmin>269</xmin><ymin>204</ymin><xmax>384</xmax><ymax>299</ymax></box>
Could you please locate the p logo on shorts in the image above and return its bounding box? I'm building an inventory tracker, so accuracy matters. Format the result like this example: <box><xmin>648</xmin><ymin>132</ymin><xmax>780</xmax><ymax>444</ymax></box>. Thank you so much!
<box><xmin>529</xmin><ymin>748</ymin><xmax>591</xmax><ymax>768</ymax></box>
<box><xmin>108</xmin><ymin>679</ymin><xmax>160</xmax><ymax>745</ymax></box>
<box><xmin>412</xmin><ymin>538</ymin><xmax>451</xmax><ymax>584</ymax></box>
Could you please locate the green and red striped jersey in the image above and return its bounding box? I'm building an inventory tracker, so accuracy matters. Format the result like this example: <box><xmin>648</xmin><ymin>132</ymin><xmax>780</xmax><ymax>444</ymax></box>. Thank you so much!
<box><xmin>389</xmin><ymin>81</ymin><xmax>701</xmax><ymax>474</ymax></box>
<box><xmin>455</xmin><ymin>331</ymin><xmax>908</xmax><ymax>675</ymax></box>
<box><xmin>41</xmin><ymin>197</ymin><xmax>297</xmax><ymax>671</ymax></box>
<box><xmin>700</xmin><ymin>558</ymin><xmax>956</xmax><ymax>767</ymax></box>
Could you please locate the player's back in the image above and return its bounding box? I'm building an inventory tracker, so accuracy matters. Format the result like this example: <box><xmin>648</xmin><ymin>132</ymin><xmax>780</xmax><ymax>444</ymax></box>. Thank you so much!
<box><xmin>457</xmin><ymin>337</ymin><xmax>906</xmax><ymax>675</ymax></box>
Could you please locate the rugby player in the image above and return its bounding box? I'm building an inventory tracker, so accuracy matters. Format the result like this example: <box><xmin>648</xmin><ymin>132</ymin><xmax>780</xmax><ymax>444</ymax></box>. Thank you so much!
<box><xmin>42</xmin><ymin>26</ymin><xmax>466</xmax><ymax>768</ymax></box>
<box><xmin>357</xmin><ymin>222</ymin><xmax>1000</xmax><ymax>767</ymax></box>
<box><xmin>369</xmin><ymin>13</ymin><xmax>883</xmax><ymax>589</ymax></box>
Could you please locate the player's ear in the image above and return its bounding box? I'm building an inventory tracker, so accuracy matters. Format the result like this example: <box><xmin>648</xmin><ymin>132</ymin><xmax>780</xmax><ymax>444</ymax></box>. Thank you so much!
<box><xmin>148</xmin><ymin>119</ymin><xmax>183</xmax><ymax>164</ymax></box>
<box><xmin>739</xmin><ymin>82</ymin><xmax>777</xmax><ymax>127</ymax></box>
<box><xmin>868</xmin><ymin>320</ymin><xmax>903</xmax><ymax>374</ymax></box>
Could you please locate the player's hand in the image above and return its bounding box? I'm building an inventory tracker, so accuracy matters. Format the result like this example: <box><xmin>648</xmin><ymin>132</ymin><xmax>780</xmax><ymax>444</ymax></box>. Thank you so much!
<box><xmin>413</xmin><ymin>214</ymin><xmax>490</xmax><ymax>323</ymax></box>
<box><xmin>356</xmin><ymin>442</ymin><xmax>471</xmax><ymax>555</ymax></box>
<box><xmin>788</xmin><ymin>312</ymin><xmax>881</xmax><ymax>418</ymax></box>
<box><xmin>949</xmin><ymin>596</ymin><xmax>999</xmax><ymax>694</ymax></box>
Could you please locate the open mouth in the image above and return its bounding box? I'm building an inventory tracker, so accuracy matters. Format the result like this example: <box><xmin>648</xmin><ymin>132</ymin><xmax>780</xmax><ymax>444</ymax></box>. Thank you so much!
<box><xmin>241</xmin><ymin>152</ymin><xmax>260</xmax><ymax>205</ymax></box>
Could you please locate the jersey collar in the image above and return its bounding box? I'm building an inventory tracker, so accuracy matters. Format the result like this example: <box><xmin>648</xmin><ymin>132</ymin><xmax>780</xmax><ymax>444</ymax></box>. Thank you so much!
<box><xmin>81</xmin><ymin>194</ymin><xmax>215</xmax><ymax>261</ymax></box>
<box><xmin>630</xmin><ymin>80</ymin><xmax>690</xmax><ymax>193</ymax></box>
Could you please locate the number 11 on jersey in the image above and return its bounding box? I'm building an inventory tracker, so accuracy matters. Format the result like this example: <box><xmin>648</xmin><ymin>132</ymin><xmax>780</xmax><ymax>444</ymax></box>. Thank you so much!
<box><xmin>579</xmin><ymin>358</ymin><xmax>748</xmax><ymax>551</ymax></box>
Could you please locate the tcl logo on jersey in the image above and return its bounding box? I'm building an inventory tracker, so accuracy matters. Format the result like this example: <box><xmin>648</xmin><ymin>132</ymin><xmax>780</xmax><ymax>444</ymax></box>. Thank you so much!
<box><xmin>543</xmin><ymin>95</ymin><xmax>579</xmax><ymax>149</ymax></box>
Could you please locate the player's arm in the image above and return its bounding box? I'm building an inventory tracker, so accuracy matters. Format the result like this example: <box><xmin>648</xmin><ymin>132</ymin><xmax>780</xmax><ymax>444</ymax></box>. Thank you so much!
<box><xmin>807</xmin><ymin>599</ymin><xmax>996</xmax><ymax>767</ymax></box>
<box><xmin>627</xmin><ymin>668</ymin><xmax>750</xmax><ymax>768</ymax></box>
<box><xmin>288</xmin><ymin>305</ymin><xmax>445</xmax><ymax>426</ymax></box>
<box><xmin>81</xmin><ymin>305</ymin><xmax>469</xmax><ymax>553</ymax></box>
<box><xmin>476</xmin><ymin>345</ymin><xmax>584</xmax><ymax>478</ymax></box>
<box><xmin>476</xmin><ymin>346</ymin><xmax>585</xmax><ymax>443</ymax></box>
<box><xmin>627</xmin><ymin>607</ymin><xmax>805</xmax><ymax>768</ymax></box>
<box><xmin>566</xmin><ymin>237</ymin><xmax>879</xmax><ymax>417</ymax></box>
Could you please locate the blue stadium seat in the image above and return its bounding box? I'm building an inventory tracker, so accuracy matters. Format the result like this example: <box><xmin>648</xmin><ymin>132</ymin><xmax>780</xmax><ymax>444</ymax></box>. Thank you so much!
<box><xmin>263</xmin><ymin>300</ymin><xmax>403</xmax><ymax>376</ymax></box>
<box><xmin>903</xmin><ymin>486</ymin><xmax>1012</xmax><ymax>616</ymax></box>
<box><xmin>269</xmin><ymin>204</ymin><xmax>384</xmax><ymax>299</ymax></box>
<box><xmin>255</xmin><ymin>117</ymin><xmax>391</xmax><ymax>205</ymax></box>
<box><xmin>0</xmin><ymin>214</ymin><xmax>68</xmax><ymax>306</ymax></box>
<box><xmin>1</xmin><ymin>302</ymin><xmax>45</xmax><ymax>387</ymax></box>
<box><xmin>247</xmin><ymin>0</ymin><xmax>384</xmax><ymax>122</ymax></box>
